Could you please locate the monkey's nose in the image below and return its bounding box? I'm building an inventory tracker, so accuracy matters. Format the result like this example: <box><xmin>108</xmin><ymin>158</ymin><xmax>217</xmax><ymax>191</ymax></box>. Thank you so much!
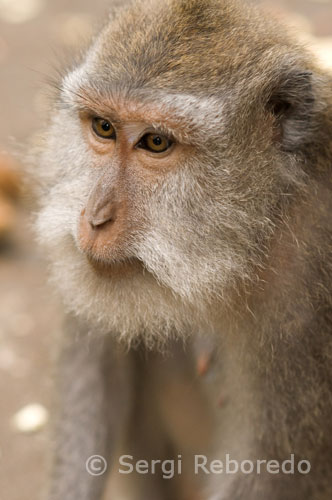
<box><xmin>82</xmin><ymin>205</ymin><xmax>116</xmax><ymax>229</ymax></box>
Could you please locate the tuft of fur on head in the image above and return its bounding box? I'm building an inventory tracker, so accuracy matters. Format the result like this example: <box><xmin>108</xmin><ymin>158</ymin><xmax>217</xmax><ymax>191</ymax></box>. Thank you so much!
<box><xmin>33</xmin><ymin>0</ymin><xmax>332</xmax><ymax>346</ymax></box>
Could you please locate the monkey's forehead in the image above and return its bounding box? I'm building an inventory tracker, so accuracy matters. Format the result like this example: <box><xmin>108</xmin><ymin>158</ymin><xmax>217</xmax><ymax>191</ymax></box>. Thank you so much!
<box><xmin>78</xmin><ymin>0</ymin><xmax>306</xmax><ymax>93</ymax></box>
<box><xmin>61</xmin><ymin>0</ymin><xmax>314</xmax><ymax>137</ymax></box>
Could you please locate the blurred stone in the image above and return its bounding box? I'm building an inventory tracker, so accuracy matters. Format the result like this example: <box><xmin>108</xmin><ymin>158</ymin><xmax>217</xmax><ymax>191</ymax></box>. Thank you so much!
<box><xmin>12</xmin><ymin>404</ymin><xmax>49</xmax><ymax>433</ymax></box>
<box><xmin>0</xmin><ymin>0</ymin><xmax>44</xmax><ymax>24</ymax></box>
<box><xmin>0</xmin><ymin>153</ymin><xmax>21</xmax><ymax>199</ymax></box>
<box><xmin>0</xmin><ymin>152</ymin><xmax>21</xmax><ymax>239</ymax></box>
<box><xmin>0</xmin><ymin>195</ymin><xmax>16</xmax><ymax>236</ymax></box>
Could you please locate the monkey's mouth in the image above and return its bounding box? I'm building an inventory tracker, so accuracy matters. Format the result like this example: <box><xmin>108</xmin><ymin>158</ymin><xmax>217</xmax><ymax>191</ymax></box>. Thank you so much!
<box><xmin>86</xmin><ymin>254</ymin><xmax>146</xmax><ymax>278</ymax></box>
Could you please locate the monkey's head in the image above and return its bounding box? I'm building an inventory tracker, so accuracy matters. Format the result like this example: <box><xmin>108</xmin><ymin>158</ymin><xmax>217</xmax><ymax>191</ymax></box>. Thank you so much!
<box><xmin>35</xmin><ymin>0</ymin><xmax>330</xmax><ymax>343</ymax></box>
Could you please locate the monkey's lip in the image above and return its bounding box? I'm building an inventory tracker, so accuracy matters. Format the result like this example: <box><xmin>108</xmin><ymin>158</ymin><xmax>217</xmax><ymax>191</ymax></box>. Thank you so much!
<box><xmin>86</xmin><ymin>254</ymin><xmax>145</xmax><ymax>278</ymax></box>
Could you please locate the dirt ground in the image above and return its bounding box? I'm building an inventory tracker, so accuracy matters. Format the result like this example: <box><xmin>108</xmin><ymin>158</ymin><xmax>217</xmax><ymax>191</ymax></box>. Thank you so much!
<box><xmin>0</xmin><ymin>1</ymin><xmax>331</xmax><ymax>499</ymax></box>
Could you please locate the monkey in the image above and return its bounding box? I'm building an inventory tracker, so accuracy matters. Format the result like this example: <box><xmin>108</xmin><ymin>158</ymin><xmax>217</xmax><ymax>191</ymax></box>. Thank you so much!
<box><xmin>30</xmin><ymin>0</ymin><xmax>332</xmax><ymax>498</ymax></box>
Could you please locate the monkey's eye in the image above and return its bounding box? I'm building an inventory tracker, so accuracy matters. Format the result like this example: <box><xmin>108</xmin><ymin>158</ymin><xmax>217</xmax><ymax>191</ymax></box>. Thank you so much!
<box><xmin>138</xmin><ymin>133</ymin><xmax>172</xmax><ymax>153</ymax></box>
<box><xmin>91</xmin><ymin>117</ymin><xmax>116</xmax><ymax>139</ymax></box>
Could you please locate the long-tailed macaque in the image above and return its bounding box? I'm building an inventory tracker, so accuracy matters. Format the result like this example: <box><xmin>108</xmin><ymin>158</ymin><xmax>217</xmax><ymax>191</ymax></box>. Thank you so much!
<box><xmin>32</xmin><ymin>0</ymin><xmax>332</xmax><ymax>498</ymax></box>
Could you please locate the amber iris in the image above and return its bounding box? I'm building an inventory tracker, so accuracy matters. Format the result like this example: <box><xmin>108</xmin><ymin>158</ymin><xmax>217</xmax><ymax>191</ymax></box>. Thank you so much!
<box><xmin>92</xmin><ymin>117</ymin><xmax>116</xmax><ymax>139</ymax></box>
<box><xmin>139</xmin><ymin>133</ymin><xmax>172</xmax><ymax>153</ymax></box>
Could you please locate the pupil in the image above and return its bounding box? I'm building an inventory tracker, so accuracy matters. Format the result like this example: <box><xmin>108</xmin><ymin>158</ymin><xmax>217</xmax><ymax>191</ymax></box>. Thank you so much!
<box><xmin>102</xmin><ymin>121</ymin><xmax>110</xmax><ymax>131</ymax></box>
<box><xmin>153</xmin><ymin>136</ymin><xmax>162</xmax><ymax>146</ymax></box>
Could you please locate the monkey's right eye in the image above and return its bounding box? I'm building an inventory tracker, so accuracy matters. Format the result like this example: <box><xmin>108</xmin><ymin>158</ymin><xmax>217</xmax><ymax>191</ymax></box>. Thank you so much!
<box><xmin>91</xmin><ymin>117</ymin><xmax>116</xmax><ymax>139</ymax></box>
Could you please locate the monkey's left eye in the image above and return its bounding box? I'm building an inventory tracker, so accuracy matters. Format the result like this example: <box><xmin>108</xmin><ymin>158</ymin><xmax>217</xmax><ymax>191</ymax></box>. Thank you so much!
<box><xmin>138</xmin><ymin>133</ymin><xmax>172</xmax><ymax>153</ymax></box>
<box><xmin>91</xmin><ymin>117</ymin><xmax>116</xmax><ymax>139</ymax></box>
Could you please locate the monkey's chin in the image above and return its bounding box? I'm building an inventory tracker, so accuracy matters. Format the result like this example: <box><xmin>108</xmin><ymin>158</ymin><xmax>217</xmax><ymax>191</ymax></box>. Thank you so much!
<box><xmin>86</xmin><ymin>254</ymin><xmax>146</xmax><ymax>278</ymax></box>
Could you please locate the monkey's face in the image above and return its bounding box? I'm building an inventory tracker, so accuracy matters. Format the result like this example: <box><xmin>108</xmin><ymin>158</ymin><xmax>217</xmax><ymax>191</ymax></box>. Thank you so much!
<box><xmin>76</xmin><ymin>109</ymin><xmax>189</xmax><ymax>272</ymax></box>
<box><xmin>36</xmin><ymin>0</ymin><xmax>314</xmax><ymax>340</ymax></box>
<box><xmin>36</xmin><ymin>86</ymin><xmax>289</xmax><ymax>338</ymax></box>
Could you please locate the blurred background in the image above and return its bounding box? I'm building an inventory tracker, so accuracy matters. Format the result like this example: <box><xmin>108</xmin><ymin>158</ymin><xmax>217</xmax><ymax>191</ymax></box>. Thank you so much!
<box><xmin>0</xmin><ymin>1</ymin><xmax>331</xmax><ymax>499</ymax></box>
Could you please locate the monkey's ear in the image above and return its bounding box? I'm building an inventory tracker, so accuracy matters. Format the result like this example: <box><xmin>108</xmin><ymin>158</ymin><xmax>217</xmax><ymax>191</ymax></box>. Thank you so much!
<box><xmin>267</xmin><ymin>70</ymin><xmax>316</xmax><ymax>152</ymax></box>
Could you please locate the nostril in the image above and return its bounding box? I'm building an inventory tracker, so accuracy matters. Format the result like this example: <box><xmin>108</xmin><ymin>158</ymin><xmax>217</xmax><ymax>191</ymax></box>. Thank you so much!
<box><xmin>83</xmin><ymin>202</ymin><xmax>117</xmax><ymax>229</ymax></box>
<box><xmin>83</xmin><ymin>208</ymin><xmax>116</xmax><ymax>229</ymax></box>
<box><xmin>88</xmin><ymin>216</ymin><xmax>114</xmax><ymax>229</ymax></box>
